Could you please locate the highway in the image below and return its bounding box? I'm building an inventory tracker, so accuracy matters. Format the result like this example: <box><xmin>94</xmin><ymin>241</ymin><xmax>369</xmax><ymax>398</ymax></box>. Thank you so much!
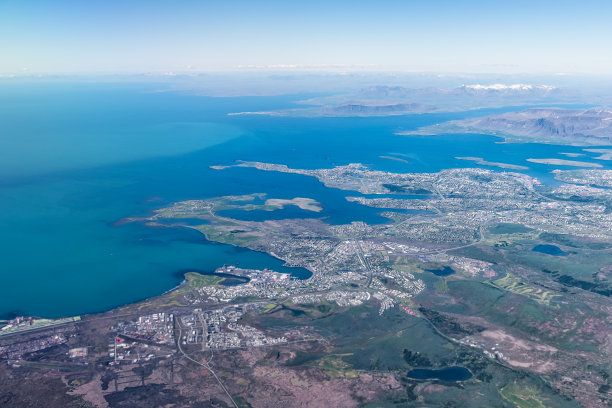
<box><xmin>175</xmin><ymin>316</ymin><xmax>238</xmax><ymax>408</ymax></box>
<box><xmin>356</xmin><ymin>242</ymin><xmax>373</xmax><ymax>287</ymax></box>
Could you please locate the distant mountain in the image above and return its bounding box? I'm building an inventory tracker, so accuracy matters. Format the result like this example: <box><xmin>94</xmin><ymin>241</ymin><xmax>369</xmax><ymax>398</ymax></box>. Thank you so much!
<box><xmin>322</xmin><ymin>102</ymin><xmax>437</xmax><ymax>115</ymax></box>
<box><xmin>401</xmin><ymin>107</ymin><xmax>612</xmax><ymax>146</ymax></box>
<box><xmin>292</xmin><ymin>84</ymin><xmax>573</xmax><ymax>115</ymax></box>
<box><xmin>232</xmin><ymin>84</ymin><xmax>586</xmax><ymax>117</ymax></box>
<box><xmin>356</xmin><ymin>84</ymin><xmax>559</xmax><ymax>100</ymax></box>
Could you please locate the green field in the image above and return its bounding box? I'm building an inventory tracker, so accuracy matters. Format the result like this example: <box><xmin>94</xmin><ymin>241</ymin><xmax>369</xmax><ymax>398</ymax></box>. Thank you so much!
<box><xmin>500</xmin><ymin>382</ymin><xmax>546</xmax><ymax>408</ymax></box>
<box><xmin>195</xmin><ymin>224</ymin><xmax>260</xmax><ymax>245</ymax></box>
<box><xmin>489</xmin><ymin>274</ymin><xmax>559</xmax><ymax>306</ymax></box>
<box><xmin>315</xmin><ymin>355</ymin><xmax>359</xmax><ymax>379</ymax></box>
<box><xmin>183</xmin><ymin>272</ymin><xmax>224</xmax><ymax>288</ymax></box>
<box><xmin>488</xmin><ymin>223</ymin><xmax>534</xmax><ymax>234</ymax></box>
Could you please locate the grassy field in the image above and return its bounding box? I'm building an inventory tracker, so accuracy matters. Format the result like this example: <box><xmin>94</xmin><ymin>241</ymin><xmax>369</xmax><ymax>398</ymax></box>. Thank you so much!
<box><xmin>195</xmin><ymin>224</ymin><xmax>260</xmax><ymax>245</ymax></box>
<box><xmin>391</xmin><ymin>257</ymin><xmax>424</xmax><ymax>275</ymax></box>
<box><xmin>252</xmin><ymin>298</ymin><xmax>578</xmax><ymax>407</ymax></box>
<box><xmin>130</xmin><ymin>272</ymin><xmax>224</xmax><ymax>310</ymax></box>
<box><xmin>262</xmin><ymin>303</ymin><xmax>277</xmax><ymax>313</ymax></box>
<box><xmin>500</xmin><ymin>382</ymin><xmax>546</xmax><ymax>408</ymax></box>
<box><xmin>488</xmin><ymin>223</ymin><xmax>534</xmax><ymax>235</ymax></box>
<box><xmin>434</xmin><ymin>280</ymin><xmax>449</xmax><ymax>293</ymax></box>
<box><xmin>315</xmin><ymin>355</ymin><xmax>359</xmax><ymax>379</ymax></box>
<box><xmin>489</xmin><ymin>274</ymin><xmax>559</xmax><ymax>306</ymax></box>
<box><xmin>183</xmin><ymin>272</ymin><xmax>224</xmax><ymax>288</ymax></box>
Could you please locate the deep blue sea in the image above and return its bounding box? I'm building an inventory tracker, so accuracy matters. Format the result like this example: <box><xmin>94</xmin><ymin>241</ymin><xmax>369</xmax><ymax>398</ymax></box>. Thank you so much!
<box><xmin>1</xmin><ymin>81</ymin><xmax>609</xmax><ymax>318</ymax></box>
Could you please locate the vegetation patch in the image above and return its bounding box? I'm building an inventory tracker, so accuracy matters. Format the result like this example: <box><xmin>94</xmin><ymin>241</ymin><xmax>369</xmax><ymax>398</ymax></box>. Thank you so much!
<box><xmin>489</xmin><ymin>274</ymin><xmax>559</xmax><ymax>306</ymax></box>
<box><xmin>233</xmin><ymin>394</ymin><xmax>254</xmax><ymax>408</ymax></box>
<box><xmin>539</xmin><ymin>232</ymin><xmax>612</xmax><ymax>250</ymax></box>
<box><xmin>262</xmin><ymin>303</ymin><xmax>277</xmax><ymax>313</ymax></box>
<box><xmin>315</xmin><ymin>355</ymin><xmax>359</xmax><ymax>379</ymax></box>
<box><xmin>489</xmin><ymin>223</ymin><xmax>534</xmax><ymax>234</ymax></box>
<box><xmin>500</xmin><ymin>382</ymin><xmax>546</xmax><ymax>408</ymax></box>
<box><xmin>183</xmin><ymin>272</ymin><xmax>224</xmax><ymax>288</ymax></box>
<box><xmin>195</xmin><ymin>224</ymin><xmax>260</xmax><ymax>245</ymax></box>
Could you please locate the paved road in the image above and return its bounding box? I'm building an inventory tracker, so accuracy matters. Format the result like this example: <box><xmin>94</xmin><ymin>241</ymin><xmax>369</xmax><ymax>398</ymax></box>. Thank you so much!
<box><xmin>356</xmin><ymin>242</ymin><xmax>373</xmax><ymax>287</ymax></box>
<box><xmin>175</xmin><ymin>316</ymin><xmax>238</xmax><ymax>408</ymax></box>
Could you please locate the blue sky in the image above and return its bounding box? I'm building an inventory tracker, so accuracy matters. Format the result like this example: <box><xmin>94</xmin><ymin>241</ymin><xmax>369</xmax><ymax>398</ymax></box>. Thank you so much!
<box><xmin>1</xmin><ymin>0</ymin><xmax>611</xmax><ymax>74</ymax></box>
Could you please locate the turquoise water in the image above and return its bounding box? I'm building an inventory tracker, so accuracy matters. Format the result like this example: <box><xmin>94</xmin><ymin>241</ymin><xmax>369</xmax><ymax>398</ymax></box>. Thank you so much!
<box><xmin>0</xmin><ymin>82</ymin><xmax>609</xmax><ymax>318</ymax></box>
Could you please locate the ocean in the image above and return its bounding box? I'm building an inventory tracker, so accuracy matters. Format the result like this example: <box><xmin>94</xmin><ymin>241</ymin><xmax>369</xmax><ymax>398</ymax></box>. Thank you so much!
<box><xmin>0</xmin><ymin>81</ymin><xmax>607</xmax><ymax>318</ymax></box>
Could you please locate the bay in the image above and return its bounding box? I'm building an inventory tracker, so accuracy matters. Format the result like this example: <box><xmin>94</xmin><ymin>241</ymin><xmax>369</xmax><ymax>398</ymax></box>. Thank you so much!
<box><xmin>0</xmin><ymin>81</ymin><xmax>609</xmax><ymax>318</ymax></box>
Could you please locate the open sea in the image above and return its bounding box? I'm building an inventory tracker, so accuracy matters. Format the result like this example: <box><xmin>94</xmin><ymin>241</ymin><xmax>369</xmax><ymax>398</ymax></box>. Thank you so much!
<box><xmin>1</xmin><ymin>81</ymin><xmax>609</xmax><ymax>318</ymax></box>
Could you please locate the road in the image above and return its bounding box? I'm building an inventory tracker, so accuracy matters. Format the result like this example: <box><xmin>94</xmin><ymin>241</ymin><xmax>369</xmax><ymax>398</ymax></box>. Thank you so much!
<box><xmin>175</xmin><ymin>316</ymin><xmax>238</xmax><ymax>408</ymax></box>
<box><xmin>356</xmin><ymin>242</ymin><xmax>373</xmax><ymax>287</ymax></box>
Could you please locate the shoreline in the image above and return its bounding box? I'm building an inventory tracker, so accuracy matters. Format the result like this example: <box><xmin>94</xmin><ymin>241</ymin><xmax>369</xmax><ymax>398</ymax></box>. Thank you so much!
<box><xmin>0</xmin><ymin>225</ymin><xmax>315</xmax><ymax>321</ymax></box>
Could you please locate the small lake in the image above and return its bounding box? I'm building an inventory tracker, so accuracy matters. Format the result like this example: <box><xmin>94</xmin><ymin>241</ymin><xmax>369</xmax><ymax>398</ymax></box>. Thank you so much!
<box><xmin>407</xmin><ymin>366</ymin><xmax>472</xmax><ymax>382</ymax></box>
<box><xmin>532</xmin><ymin>244</ymin><xmax>568</xmax><ymax>256</ymax></box>
<box><xmin>425</xmin><ymin>266</ymin><xmax>456</xmax><ymax>276</ymax></box>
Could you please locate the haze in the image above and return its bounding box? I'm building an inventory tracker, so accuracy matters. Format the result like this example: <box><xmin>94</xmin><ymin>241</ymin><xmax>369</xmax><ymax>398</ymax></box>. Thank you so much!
<box><xmin>2</xmin><ymin>0</ymin><xmax>612</xmax><ymax>75</ymax></box>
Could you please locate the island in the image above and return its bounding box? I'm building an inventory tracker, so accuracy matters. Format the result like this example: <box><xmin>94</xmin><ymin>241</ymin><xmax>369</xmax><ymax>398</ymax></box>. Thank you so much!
<box><xmin>526</xmin><ymin>158</ymin><xmax>603</xmax><ymax>168</ymax></box>
<box><xmin>455</xmin><ymin>156</ymin><xmax>529</xmax><ymax>170</ymax></box>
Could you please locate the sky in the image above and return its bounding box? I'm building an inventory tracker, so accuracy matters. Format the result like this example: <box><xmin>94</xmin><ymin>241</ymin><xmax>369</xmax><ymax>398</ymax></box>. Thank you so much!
<box><xmin>1</xmin><ymin>0</ymin><xmax>612</xmax><ymax>75</ymax></box>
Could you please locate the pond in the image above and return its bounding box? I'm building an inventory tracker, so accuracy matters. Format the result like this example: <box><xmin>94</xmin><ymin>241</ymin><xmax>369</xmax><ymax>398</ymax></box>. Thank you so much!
<box><xmin>407</xmin><ymin>366</ymin><xmax>472</xmax><ymax>382</ymax></box>
<box><xmin>425</xmin><ymin>266</ymin><xmax>456</xmax><ymax>276</ymax></box>
<box><xmin>532</xmin><ymin>244</ymin><xmax>568</xmax><ymax>256</ymax></box>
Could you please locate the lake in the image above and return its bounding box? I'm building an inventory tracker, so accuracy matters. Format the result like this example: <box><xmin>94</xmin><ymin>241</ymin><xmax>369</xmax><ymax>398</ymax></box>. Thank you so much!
<box><xmin>407</xmin><ymin>366</ymin><xmax>472</xmax><ymax>382</ymax></box>
<box><xmin>532</xmin><ymin>244</ymin><xmax>569</xmax><ymax>256</ymax></box>
<box><xmin>425</xmin><ymin>266</ymin><xmax>456</xmax><ymax>277</ymax></box>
